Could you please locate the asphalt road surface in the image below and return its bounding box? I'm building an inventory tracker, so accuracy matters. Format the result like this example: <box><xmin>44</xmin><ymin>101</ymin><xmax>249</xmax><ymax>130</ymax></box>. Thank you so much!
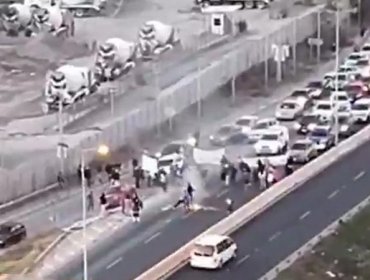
<box><xmin>170</xmin><ymin>138</ymin><xmax>370</xmax><ymax>280</ymax></box>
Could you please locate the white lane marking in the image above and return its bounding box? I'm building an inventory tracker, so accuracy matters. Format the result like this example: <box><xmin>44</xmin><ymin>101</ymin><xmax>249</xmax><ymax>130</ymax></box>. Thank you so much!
<box><xmin>236</xmin><ymin>254</ymin><xmax>250</xmax><ymax>266</ymax></box>
<box><xmin>353</xmin><ymin>171</ymin><xmax>365</xmax><ymax>181</ymax></box>
<box><xmin>161</xmin><ymin>205</ymin><xmax>173</xmax><ymax>211</ymax></box>
<box><xmin>106</xmin><ymin>257</ymin><xmax>122</xmax><ymax>270</ymax></box>
<box><xmin>268</xmin><ymin>231</ymin><xmax>281</xmax><ymax>242</ymax></box>
<box><xmin>328</xmin><ymin>189</ymin><xmax>340</xmax><ymax>200</ymax></box>
<box><xmin>165</xmin><ymin>218</ymin><xmax>172</xmax><ymax>224</ymax></box>
<box><xmin>144</xmin><ymin>232</ymin><xmax>161</xmax><ymax>244</ymax></box>
<box><xmin>299</xmin><ymin>211</ymin><xmax>311</xmax><ymax>221</ymax></box>
<box><xmin>216</xmin><ymin>189</ymin><xmax>229</xmax><ymax>198</ymax></box>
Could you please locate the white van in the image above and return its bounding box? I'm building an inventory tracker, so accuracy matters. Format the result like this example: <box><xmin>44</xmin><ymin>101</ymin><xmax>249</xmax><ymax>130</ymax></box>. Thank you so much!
<box><xmin>190</xmin><ymin>234</ymin><xmax>237</xmax><ymax>269</ymax></box>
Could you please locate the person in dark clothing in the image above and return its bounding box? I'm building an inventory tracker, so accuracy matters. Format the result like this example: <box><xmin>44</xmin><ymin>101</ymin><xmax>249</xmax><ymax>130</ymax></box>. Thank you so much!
<box><xmin>131</xmin><ymin>194</ymin><xmax>143</xmax><ymax>222</ymax></box>
<box><xmin>57</xmin><ymin>171</ymin><xmax>65</xmax><ymax>188</ymax></box>
<box><xmin>77</xmin><ymin>164</ymin><xmax>82</xmax><ymax>182</ymax></box>
<box><xmin>133</xmin><ymin>165</ymin><xmax>143</xmax><ymax>189</ymax></box>
<box><xmin>87</xmin><ymin>190</ymin><xmax>94</xmax><ymax>211</ymax></box>
<box><xmin>187</xmin><ymin>183</ymin><xmax>195</xmax><ymax>204</ymax></box>
<box><xmin>239</xmin><ymin>158</ymin><xmax>251</xmax><ymax>185</ymax></box>
<box><xmin>84</xmin><ymin>166</ymin><xmax>92</xmax><ymax>187</ymax></box>
<box><xmin>285</xmin><ymin>157</ymin><xmax>294</xmax><ymax>176</ymax></box>
<box><xmin>99</xmin><ymin>192</ymin><xmax>107</xmax><ymax>216</ymax></box>
<box><xmin>132</xmin><ymin>158</ymin><xmax>138</xmax><ymax>175</ymax></box>
<box><xmin>257</xmin><ymin>159</ymin><xmax>265</xmax><ymax>175</ymax></box>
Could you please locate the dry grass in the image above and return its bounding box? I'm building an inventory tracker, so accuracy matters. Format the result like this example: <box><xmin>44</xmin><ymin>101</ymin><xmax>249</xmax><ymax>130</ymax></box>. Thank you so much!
<box><xmin>0</xmin><ymin>229</ymin><xmax>61</xmax><ymax>274</ymax></box>
<box><xmin>277</xmin><ymin>205</ymin><xmax>370</xmax><ymax>280</ymax></box>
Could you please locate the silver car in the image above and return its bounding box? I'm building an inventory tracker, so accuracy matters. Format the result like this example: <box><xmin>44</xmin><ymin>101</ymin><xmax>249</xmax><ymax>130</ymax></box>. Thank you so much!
<box><xmin>289</xmin><ymin>139</ymin><xmax>318</xmax><ymax>163</ymax></box>
<box><xmin>209</xmin><ymin>125</ymin><xmax>241</xmax><ymax>146</ymax></box>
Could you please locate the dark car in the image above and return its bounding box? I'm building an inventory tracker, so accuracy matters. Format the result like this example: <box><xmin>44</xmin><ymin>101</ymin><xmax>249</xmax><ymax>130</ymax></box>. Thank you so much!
<box><xmin>338</xmin><ymin>116</ymin><xmax>356</xmax><ymax>138</ymax></box>
<box><xmin>294</xmin><ymin>114</ymin><xmax>321</xmax><ymax>134</ymax></box>
<box><xmin>0</xmin><ymin>222</ymin><xmax>26</xmax><ymax>248</ymax></box>
<box><xmin>308</xmin><ymin>126</ymin><xmax>335</xmax><ymax>152</ymax></box>
<box><xmin>209</xmin><ymin>125</ymin><xmax>241</xmax><ymax>146</ymax></box>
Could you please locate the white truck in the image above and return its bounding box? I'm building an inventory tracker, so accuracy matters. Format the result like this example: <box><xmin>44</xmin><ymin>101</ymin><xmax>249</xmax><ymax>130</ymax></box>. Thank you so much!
<box><xmin>32</xmin><ymin>4</ymin><xmax>75</xmax><ymax>37</ymax></box>
<box><xmin>94</xmin><ymin>38</ymin><xmax>136</xmax><ymax>82</ymax></box>
<box><xmin>137</xmin><ymin>20</ymin><xmax>180</xmax><ymax>60</ymax></box>
<box><xmin>43</xmin><ymin>64</ymin><xmax>99</xmax><ymax>113</ymax></box>
<box><xmin>1</xmin><ymin>3</ymin><xmax>37</xmax><ymax>36</ymax></box>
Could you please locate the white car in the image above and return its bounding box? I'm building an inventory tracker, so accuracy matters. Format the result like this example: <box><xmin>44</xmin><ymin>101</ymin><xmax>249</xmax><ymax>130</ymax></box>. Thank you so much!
<box><xmin>344</xmin><ymin>52</ymin><xmax>368</xmax><ymax>66</ymax></box>
<box><xmin>305</xmin><ymin>81</ymin><xmax>324</xmax><ymax>99</ymax></box>
<box><xmin>254</xmin><ymin>127</ymin><xmax>289</xmax><ymax>155</ymax></box>
<box><xmin>361</xmin><ymin>43</ymin><xmax>370</xmax><ymax>56</ymax></box>
<box><xmin>275</xmin><ymin>98</ymin><xmax>308</xmax><ymax>121</ymax></box>
<box><xmin>313</xmin><ymin>101</ymin><xmax>335</xmax><ymax>120</ymax></box>
<box><xmin>352</xmin><ymin>98</ymin><xmax>370</xmax><ymax>122</ymax></box>
<box><xmin>331</xmin><ymin>91</ymin><xmax>351</xmax><ymax>108</ymax></box>
<box><xmin>235</xmin><ymin>115</ymin><xmax>258</xmax><ymax>134</ymax></box>
<box><xmin>323</xmin><ymin>72</ymin><xmax>351</xmax><ymax>89</ymax></box>
<box><xmin>190</xmin><ymin>234</ymin><xmax>237</xmax><ymax>269</ymax></box>
<box><xmin>248</xmin><ymin>118</ymin><xmax>280</xmax><ymax>141</ymax></box>
<box><xmin>355</xmin><ymin>59</ymin><xmax>370</xmax><ymax>78</ymax></box>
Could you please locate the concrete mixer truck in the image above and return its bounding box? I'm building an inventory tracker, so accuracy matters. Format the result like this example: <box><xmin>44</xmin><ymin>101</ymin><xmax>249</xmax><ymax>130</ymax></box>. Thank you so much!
<box><xmin>137</xmin><ymin>20</ymin><xmax>180</xmax><ymax>60</ymax></box>
<box><xmin>94</xmin><ymin>38</ymin><xmax>137</xmax><ymax>82</ymax></box>
<box><xmin>33</xmin><ymin>4</ymin><xmax>75</xmax><ymax>37</ymax></box>
<box><xmin>43</xmin><ymin>64</ymin><xmax>99</xmax><ymax>113</ymax></box>
<box><xmin>1</xmin><ymin>3</ymin><xmax>38</xmax><ymax>36</ymax></box>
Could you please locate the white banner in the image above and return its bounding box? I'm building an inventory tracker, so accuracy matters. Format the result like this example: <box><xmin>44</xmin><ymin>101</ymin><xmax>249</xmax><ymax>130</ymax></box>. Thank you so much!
<box><xmin>193</xmin><ymin>148</ymin><xmax>225</xmax><ymax>165</ymax></box>
<box><xmin>242</xmin><ymin>154</ymin><xmax>288</xmax><ymax>167</ymax></box>
<box><xmin>142</xmin><ymin>154</ymin><xmax>158</xmax><ymax>176</ymax></box>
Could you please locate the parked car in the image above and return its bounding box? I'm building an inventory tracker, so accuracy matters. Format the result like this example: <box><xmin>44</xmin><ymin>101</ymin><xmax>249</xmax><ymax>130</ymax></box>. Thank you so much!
<box><xmin>234</xmin><ymin>115</ymin><xmax>258</xmax><ymax>134</ymax></box>
<box><xmin>307</xmin><ymin>126</ymin><xmax>335</xmax><ymax>152</ymax></box>
<box><xmin>337</xmin><ymin>115</ymin><xmax>356</xmax><ymax>138</ymax></box>
<box><xmin>248</xmin><ymin>118</ymin><xmax>280</xmax><ymax>141</ymax></box>
<box><xmin>190</xmin><ymin>234</ymin><xmax>237</xmax><ymax>269</ymax></box>
<box><xmin>323</xmin><ymin>72</ymin><xmax>353</xmax><ymax>90</ymax></box>
<box><xmin>293</xmin><ymin>114</ymin><xmax>321</xmax><ymax>134</ymax></box>
<box><xmin>253</xmin><ymin>127</ymin><xmax>289</xmax><ymax>155</ymax></box>
<box><xmin>209</xmin><ymin>125</ymin><xmax>241</xmax><ymax>146</ymax></box>
<box><xmin>275</xmin><ymin>98</ymin><xmax>309</xmax><ymax>121</ymax></box>
<box><xmin>352</xmin><ymin>98</ymin><xmax>370</xmax><ymax>122</ymax></box>
<box><xmin>0</xmin><ymin>222</ymin><xmax>26</xmax><ymax>248</ymax></box>
<box><xmin>289</xmin><ymin>139</ymin><xmax>318</xmax><ymax>163</ymax></box>
<box><xmin>290</xmin><ymin>89</ymin><xmax>313</xmax><ymax>102</ymax></box>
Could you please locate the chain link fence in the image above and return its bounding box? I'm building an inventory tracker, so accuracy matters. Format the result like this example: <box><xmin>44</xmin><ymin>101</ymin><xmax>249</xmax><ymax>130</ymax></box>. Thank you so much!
<box><xmin>0</xmin><ymin>5</ymin><xmax>330</xmax><ymax>204</ymax></box>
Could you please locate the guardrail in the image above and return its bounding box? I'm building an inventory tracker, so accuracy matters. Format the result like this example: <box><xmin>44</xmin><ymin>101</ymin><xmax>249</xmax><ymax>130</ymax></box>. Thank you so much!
<box><xmin>135</xmin><ymin>123</ymin><xmax>370</xmax><ymax>280</ymax></box>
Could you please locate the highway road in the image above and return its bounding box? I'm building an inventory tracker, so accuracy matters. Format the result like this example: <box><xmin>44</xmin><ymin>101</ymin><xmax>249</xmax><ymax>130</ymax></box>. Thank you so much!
<box><xmin>57</xmin><ymin>54</ymin><xmax>366</xmax><ymax>280</ymax></box>
<box><xmin>170</xmin><ymin>137</ymin><xmax>370</xmax><ymax>280</ymax></box>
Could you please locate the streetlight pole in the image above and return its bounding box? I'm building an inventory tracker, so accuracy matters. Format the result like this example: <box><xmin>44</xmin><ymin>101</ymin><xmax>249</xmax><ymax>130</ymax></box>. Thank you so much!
<box><xmin>80</xmin><ymin>151</ymin><xmax>88</xmax><ymax>280</ymax></box>
<box><xmin>58</xmin><ymin>97</ymin><xmax>64</xmax><ymax>174</ymax></box>
<box><xmin>79</xmin><ymin>144</ymin><xmax>109</xmax><ymax>280</ymax></box>
<box><xmin>334</xmin><ymin>8</ymin><xmax>340</xmax><ymax>146</ymax></box>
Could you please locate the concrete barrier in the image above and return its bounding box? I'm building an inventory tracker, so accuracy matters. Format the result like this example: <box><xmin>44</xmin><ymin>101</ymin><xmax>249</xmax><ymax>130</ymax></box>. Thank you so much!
<box><xmin>135</xmin><ymin>123</ymin><xmax>370</xmax><ymax>280</ymax></box>
<box><xmin>0</xmin><ymin>6</ymin><xmax>324</xmax><ymax>204</ymax></box>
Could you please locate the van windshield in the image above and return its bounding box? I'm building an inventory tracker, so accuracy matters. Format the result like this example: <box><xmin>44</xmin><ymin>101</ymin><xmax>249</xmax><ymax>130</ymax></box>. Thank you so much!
<box><xmin>194</xmin><ymin>245</ymin><xmax>215</xmax><ymax>257</ymax></box>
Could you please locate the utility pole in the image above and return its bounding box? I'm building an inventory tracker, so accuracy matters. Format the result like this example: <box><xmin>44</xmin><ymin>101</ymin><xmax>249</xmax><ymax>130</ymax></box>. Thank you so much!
<box><xmin>153</xmin><ymin>61</ymin><xmax>161</xmax><ymax>136</ymax></box>
<box><xmin>57</xmin><ymin>98</ymin><xmax>65</xmax><ymax>174</ymax></box>
<box><xmin>334</xmin><ymin>8</ymin><xmax>340</xmax><ymax>146</ymax></box>
<box><xmin>231</xmin><ymin>53</ymin><xmax>237</xmax><ymax>104</ymax></box>
<box><xmin>292</xmin><ymin>19</ymin><xmax>297</xmax><ymax>75</ymax></box>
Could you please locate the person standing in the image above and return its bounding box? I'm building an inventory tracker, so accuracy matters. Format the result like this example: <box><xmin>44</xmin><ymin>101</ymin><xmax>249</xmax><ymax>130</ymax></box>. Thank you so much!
<box><xmin>187</xmin><ymin>183</ymin><xmax>195</xmax><ymax>205</ymax></box>
<box><xmin>99</xmin><ymin>192</ymin><xmax>107</xmax><ymax>216</ymax></box>
<box><xmin>133</xmin><ymin>165</ymin><xmax>142</xmax><ymax>189</ymax></box>
<box><xmin>131</xmin><ymin>194</ymin><xmax>143</xmax><ymax>222</ymax></box>
<box><xmin>87</xmin><ymin>190</ymin><xmax>94</xmax><ymax>212</ymax></box>
<box><xmin>57</xmin><ymin>171</ymin><xmax>65</xmax><ymax>188</ymax></box>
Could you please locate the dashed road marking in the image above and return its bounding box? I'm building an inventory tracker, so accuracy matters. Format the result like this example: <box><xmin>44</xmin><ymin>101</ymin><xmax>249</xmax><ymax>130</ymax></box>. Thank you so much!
<box><xmin>216</xmin><ymin>189</ymin><xmax>229</xmax><ymax>198</ymax></box>
<box><xmin>165</xmin><ymin>218</ymin><xmax>172</xmax><ymax>224</ymax></box>
<box><xmin>106</xmin><ymin>257</ymin><xmax>122</xmax><ymax>270</ymax></box>
<box><xmin>299</xmin><ymin>211</ymin><xmax>311</xmax><ymax>221</ymax></box>
<box><xmin>353</xmin><ymin>171</ymin><xmax>365</xmax><ymax>181</ymax></box>
<box><xmin>268</xmin><ymin>231</ymin><xmax>281</xmax><ymax>242</ymax></box>
<box><xmin>236</xmin><ymin>254</ymin><xmax>250</xmax><ymax>266</ymax></box>
<box><xmin>328</xmin><ymin>189</ymin><xmax>339</xmax><ymax>200</ymax></box>
<box><xmin>144</xmin><ymin>232</ymin><xmax>161</xmax><ymax>244</ymax></box>
<box><xmin>161</xmin><ymin>205</ymin><xmax>173</xmax><ymax>211</ymax></box>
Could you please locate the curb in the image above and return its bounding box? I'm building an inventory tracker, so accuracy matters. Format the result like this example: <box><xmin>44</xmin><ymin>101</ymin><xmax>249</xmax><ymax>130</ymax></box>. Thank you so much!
<box><xmin>22</xmin><ymin>232</ymin><xmax>69</xmax><ymax>275</ymax></box>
